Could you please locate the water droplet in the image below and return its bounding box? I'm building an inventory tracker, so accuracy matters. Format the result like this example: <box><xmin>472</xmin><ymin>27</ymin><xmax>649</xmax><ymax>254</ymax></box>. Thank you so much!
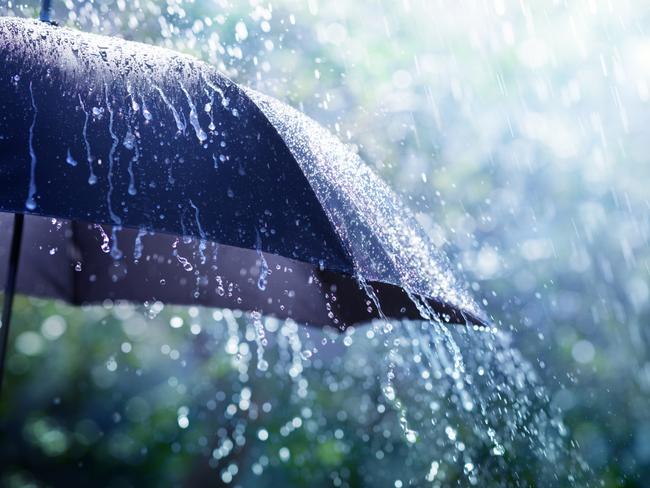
<box><xmin>177</xmin><ymin>256</ymin><xmax>193</xmax><ymax>272</ymax></box>
<box><xmin>66</xmin><ymin>149</ymin><xmax>78</xmax><ymax>166</ymax></box>
<box><xmin>256</xmin><ymin>231</ymin><xmax>269</xmax><ymax>291</ymax></box>
<box><xmin>300</xmin><ymin>350</ymin><xmax>313</xmax><ymax>360</ymax></box>
<box><xmin>405</xmin><ymin>429</ymin><xmax>417</xmax><ymax>444</ymax></box>
<box><xmin>383</xmin><ymin>385</ymin><xmax>396</xmax><ymax>401</ymax></box>
<box><xmin>492</xmin><ymin>445</ymin><xmax>505</xmax><ymax>456</ymax></box>
<box><xmin>123</xmin><ymin>130</ymin><xmax>136</xmax><ymax>150</ymax></box>
<box><xmin>94</xmin><ymin>224</ymin><xmax>110</xmax><ymax>253</ymax></box>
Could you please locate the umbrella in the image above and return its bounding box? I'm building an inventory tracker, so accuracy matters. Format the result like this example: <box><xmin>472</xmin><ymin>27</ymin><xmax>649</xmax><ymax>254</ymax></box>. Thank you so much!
<box><xmin>0</xmin><ymin>16</ymin><xmax>487</xmax><ymax>390</ymax></box>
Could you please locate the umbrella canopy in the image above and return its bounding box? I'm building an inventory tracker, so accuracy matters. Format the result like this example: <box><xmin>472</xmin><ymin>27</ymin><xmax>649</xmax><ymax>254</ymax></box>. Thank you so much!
<box><xmin>0</xmin><ymin>17</ymin><xmax>487</xmax><ymax>330</ymax></box>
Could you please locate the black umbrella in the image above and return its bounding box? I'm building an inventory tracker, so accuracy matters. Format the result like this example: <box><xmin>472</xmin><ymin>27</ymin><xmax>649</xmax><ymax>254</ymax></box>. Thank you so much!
<box><xmin>0</xmin><ymin>16</ymin><xmax>487</xmax><ymax>390</ymax></box>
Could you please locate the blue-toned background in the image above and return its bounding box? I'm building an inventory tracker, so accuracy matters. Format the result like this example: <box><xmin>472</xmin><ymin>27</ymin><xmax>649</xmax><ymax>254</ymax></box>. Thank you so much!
<box><xmin>1</xmin><ymin>1</ymin><xmax>649</xmax><ymax>486</ymax></box>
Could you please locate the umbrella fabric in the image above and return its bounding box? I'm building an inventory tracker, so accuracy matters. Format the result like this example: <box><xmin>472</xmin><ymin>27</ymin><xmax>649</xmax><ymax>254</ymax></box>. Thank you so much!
<box><xmin>0</xmin><ymin>17</ymin><xmax>487</xmax><ymax>328</ymax></box>
<box><xmin>0</xmin><ymin>214</ymin><xmax>477</xmax><ymax>328</ymax></box>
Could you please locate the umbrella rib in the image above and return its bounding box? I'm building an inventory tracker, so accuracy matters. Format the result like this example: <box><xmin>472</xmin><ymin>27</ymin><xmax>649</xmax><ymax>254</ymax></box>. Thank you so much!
<box><xmin>0</xmin><ymin>213</ymin><xmax>25</xmax><ymax>394</ymax></box>
<box><xmin>241</xmin><ymin>93</ymin><xmax>356</xmax><ymax>273</ymax></box>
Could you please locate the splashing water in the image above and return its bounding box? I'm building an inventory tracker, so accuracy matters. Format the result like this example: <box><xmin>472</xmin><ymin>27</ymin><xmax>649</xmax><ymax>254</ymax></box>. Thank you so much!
<box><xmin>246</xmin><ymin>89</ymin><xmax>585</xmax><ymax>483</ymax></box>
<box><xmin>0</xmin><ymin>17</ymin><xmax>589</xmax><ymax>485</ymax></box>
<box><xmin>248</xmin><ymin>89</ymin><xmax>482</xmax><ymax>319</ymax></box>
<box><xmin>359</xmin><ymin>274</ymin><xmax>418</xmax><ymax>443</ymax></box>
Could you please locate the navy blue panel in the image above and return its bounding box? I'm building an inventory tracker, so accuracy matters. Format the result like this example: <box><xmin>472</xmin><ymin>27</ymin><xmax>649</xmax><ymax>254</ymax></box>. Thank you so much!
<box><xmin>0</xmin><ymin>17</ymin><xmax>351</xmax><ymax>273</ymax></box>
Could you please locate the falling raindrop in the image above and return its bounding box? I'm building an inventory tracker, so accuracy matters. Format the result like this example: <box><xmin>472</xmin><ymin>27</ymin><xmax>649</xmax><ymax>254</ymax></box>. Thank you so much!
<box><xmin>251</xmin><ymin>311</ymin><xmax>268</xmax><ymax>372</ymax></box>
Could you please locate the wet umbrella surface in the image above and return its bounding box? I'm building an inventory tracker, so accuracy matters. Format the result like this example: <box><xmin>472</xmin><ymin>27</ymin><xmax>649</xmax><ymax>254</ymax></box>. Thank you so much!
<box><xmin>0</xmin><ymin>17</ymin><xmax>485</xmax><ymax>329</ymax></box>
<box><xmin>0</xmin><ymin>11</ymin><xmax>593</xmax><ymax>488</ymax></box>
